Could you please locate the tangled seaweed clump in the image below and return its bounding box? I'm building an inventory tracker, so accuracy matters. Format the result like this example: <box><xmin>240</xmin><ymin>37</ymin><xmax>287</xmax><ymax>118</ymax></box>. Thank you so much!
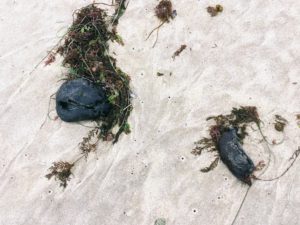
<box><xmin>208</xmin><ymin>106</ymin><xmax>260</xmax><ymax>142</ymax></box>
<box><xmin>155</xmin><ymin>0</ymin><xmax>175</xmax><ymax>23</ymax></box>
<box><xmin>55</xmin><ymin>4</ymin><xmax>132</xmax><ymax>143</ymax></box>
<box><xmin>193</xmin><ymin>106</ymin><xmax>299</xmax><ymax>185</ymax></box>
<box><xmin>46</xmin><ymin>2</ymin><xmax>132</xmax><ymax>188</ymax></box>
<box><xmin>192</xmin><ymin>107</ymin><xmax>259</xmax><ymax>169</ymax></box>
<box><xmin>146</xmin><ymin>0</ymin><xmax>176</xmax><ymax>47</ymax></box>
<box><xmin>45</xmin><ymin>161</ymin><xmax>74</xmax><ymax>188</ymax></box>
<box><xmin>192</xmin><ymin>106</ymin><xmax>260</xmax><ymax>156</ymax></box>
<box><xmin>192</xmin><ymin>106</ymin><xmax>260</xmax><ymax>177</ymax></box>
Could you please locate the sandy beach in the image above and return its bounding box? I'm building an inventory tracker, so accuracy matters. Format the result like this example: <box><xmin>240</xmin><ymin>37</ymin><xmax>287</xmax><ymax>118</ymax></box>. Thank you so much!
<box><xmin>0</xmin><ymin>0</ymin><xmax>299</xmax><ymax>224</ymax></box>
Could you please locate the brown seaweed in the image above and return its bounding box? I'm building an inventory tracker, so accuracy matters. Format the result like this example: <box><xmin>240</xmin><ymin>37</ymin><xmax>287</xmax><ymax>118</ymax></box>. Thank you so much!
<box><xmin>172</xmin><ymin>44</ymin><xmax>187</xmax><ymax>60</ymax></box>
<box><xmin>207</xmin><ymin>4</ymin><xmax>223</xmax><ymax>17</ymax></box>
<box><xmin>45</xmin><ymin>162</ymin><xmax>74</xmax><ymax>188</ymax></box>
<box><xmin>274</xmin><ymin>115</ymin><xmax>288</xmax><ymax>132</ymax></box>
<box><xmin>46</xmin><ymin>2</ymin><xmax>131</xmax><ymax>188</ymax></box>
<box><xmin>146</xmin><ymin>0</ymin><xmax>176</xmax><ymax>47</ymax></box>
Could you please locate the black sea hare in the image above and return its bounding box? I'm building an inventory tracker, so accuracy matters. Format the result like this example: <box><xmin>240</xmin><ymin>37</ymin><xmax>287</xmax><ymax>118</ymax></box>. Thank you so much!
<box><xmin>218</xmin><ymin>128</ymin><xmax>255</xmax><ymax>185</ymax></box>
<box><xmin>56</xmin><ymin>78</ymin><xmax>111</xmax><ymax>122</ymax></box>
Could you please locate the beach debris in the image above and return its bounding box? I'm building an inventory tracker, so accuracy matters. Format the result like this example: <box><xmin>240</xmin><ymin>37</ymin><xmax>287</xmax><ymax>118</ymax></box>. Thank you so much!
<box><xmin>79</xmin><ymin>128</ymin><xmax>100</xmax><ymax>158</ymax></box>
<box><xmin>192</xmin><ymin>106</ymin><xmax>300</xmax><ymax>185</ymax></box>
<box><xmin>44</xmin><ymin>53</ymin><xmax>56</xmax><ymax>66</ymax></box>
<box><xmin>274</xmin><ymin>115</ymin><xmax>288</xmax><ymax>132</ymax></box>
<box><xmin>45</xmin><ymin>161</ymin><xmax>74</xmax><ymax>188</ymax></box>
<box><xmin>155</xmin><ymin>0</ymin><xmax>174</xmax><ymax>22</ymax></box>
<box><xmin>56</xmin><ymin>78</ymin><xmax>111</xmax><ymax>122</ymax></box>
<box><xmin>207</xmin><ymin>4</ymin><xmax>223</xmax><ymax>17</ymax></box>
<box><xmin>192</xmin><ymin>106</ymin><xmax>260</xmax><ymax>180</ymax></box>
<box><xmin>46</xmin><ymin>2</ymin><xmax>131</xmax><ymax>188</ymax></box>
<box><xmin>172</xmin><ymin>44</ymin><xmax>187</xmax><ymax>60</ymax></box>
<box><xmin>54</xmin><ymin>3</ymin><xmax>132</xmax><ymax>143</ymax></box>
<box><xmin>146</xmin><ymin>0</ymin><xmax>176</xmax><ymax>47</ymax></box>
<box><xmin>192</xmin><ymin>138</ymin><xmax>215</xmax><ymax>156</ymax></box>
<box><xmin>157</xmin><ymin>72</ymin><xmax>164</xmax><ymax>76</ymax></box>
<box><xmin>200</xmin><ymin>157</ymin><xmax>219</xmax><ymax>173</ymax></box>
<box><xmin>218</xmin><ymin>128</ymin><xmax>255</xmax><ymax>185</ymax></box>
<box><xmin>154</xmin><ymin>218</ymin><xmax>166</xmax><ymax>225</ymax></box>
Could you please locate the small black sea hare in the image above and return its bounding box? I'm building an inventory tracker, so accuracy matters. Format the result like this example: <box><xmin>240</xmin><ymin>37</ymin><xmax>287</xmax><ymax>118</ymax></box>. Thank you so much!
<box><xmin>56</xmin><ymin>78</ymin><xmax>111</xmax><ymax>122</ymax></box>
<box><xmin>218</xmin><ymin>128</ymin><xmax>255</xmax><ymax>185</ymax></box>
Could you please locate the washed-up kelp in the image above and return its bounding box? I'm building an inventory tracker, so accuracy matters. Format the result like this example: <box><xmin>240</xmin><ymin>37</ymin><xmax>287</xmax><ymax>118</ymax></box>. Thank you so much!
<box><xmin>45</xmin><ymin>2</ymin><xmax>131</xmax><ymax>188</ymax></box>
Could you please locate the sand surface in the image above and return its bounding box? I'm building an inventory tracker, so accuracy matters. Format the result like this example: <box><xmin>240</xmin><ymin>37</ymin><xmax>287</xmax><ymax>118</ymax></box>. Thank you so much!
<box><xmin>0</xmin><ymin>0</ymin><xmax>299</xmax><ymax>225</ymax></box>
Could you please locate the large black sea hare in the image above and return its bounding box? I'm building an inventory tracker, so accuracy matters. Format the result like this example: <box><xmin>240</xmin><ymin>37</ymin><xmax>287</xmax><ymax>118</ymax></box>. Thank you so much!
<box><xmin>56</xmin><ymin>78</ymin><xmax>111</xmax><ymax>122</ymax></box>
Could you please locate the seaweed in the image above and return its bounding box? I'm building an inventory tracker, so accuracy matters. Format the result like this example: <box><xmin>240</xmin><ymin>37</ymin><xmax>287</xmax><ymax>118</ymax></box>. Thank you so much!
<box><xmin>155</xmin><ymin>0</ymin><xmax>174</xmax><ymax>22</ymax></box>
<box><xmin>45</xmin><ymin>161</ymin><xmax>74</xmax><ymax>188</ymax></box>
<box><xmin>146</xmin><ymin>0</ymin><xmax>176</xmax><ymax>47</ymax></box>
<box><xmin>207</xmin><ymin>106</ymin><xmax>260</xmax><ymax>143</ymax></box>
<box><xmin>193</xmin><ymin>106</ymin><xmax>299</xmax><ymax>185</ymax></box>
<box><xmin>200</xmin><ymin>157</ymin><xmax>219</xmax><ymax>173</ymax></box>
<box><xmin>274</xmin><ymin>115</ymin><xmax>287</xmax><ymax>132</ymax></box>
<box><xmin>45</xmin><ymin>2</ymin><xmax>131</xmax><ymax>188</ymax></box>
<box><xmin>192</xmin><ymin>138</ymin><xmax>216</xmax><ymax>156</ymax></box>
<box><xmin>79</xmin><ymin>128</ymin><xmax>100</xmax><ymax>158</ymax></box>
<box><xmin>44</xmin><ymin>53</ymin><xmax>56</xmax><ymax>66</ymax></box>
<box><xmin>193</xmin><ymin>106</ymin><xmax>261</xmax><ymax>174</ymax></box>
<box><xmin>172</xmin><ymin>44</ymin><xmax>187</xmax><ymax>60</ymax></box>
<box><xmin>207</xmin><ymin>4</ymin><xmax>223</xmax><ymax>17</ymax></box>
<box><xmin>54</xmin><ymin>3</ymin><xmax>132</xmax><ymax>142</ymax></box>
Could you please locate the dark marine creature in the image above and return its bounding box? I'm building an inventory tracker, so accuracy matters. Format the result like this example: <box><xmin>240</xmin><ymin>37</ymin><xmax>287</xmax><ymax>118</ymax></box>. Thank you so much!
<box><xmin>56</xmin><ymin>78</ymin><xmax>111</xmax><ymax>122</ymax></box>
<box><xmin>217</xmin><ymin>127</ymin><xmax>255</xmax><ymax>185</ymax></box>
<box><xmin>192</xmin><ymin>107</ymin><xmax>260</xmax><ymax>180</ymax></box>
